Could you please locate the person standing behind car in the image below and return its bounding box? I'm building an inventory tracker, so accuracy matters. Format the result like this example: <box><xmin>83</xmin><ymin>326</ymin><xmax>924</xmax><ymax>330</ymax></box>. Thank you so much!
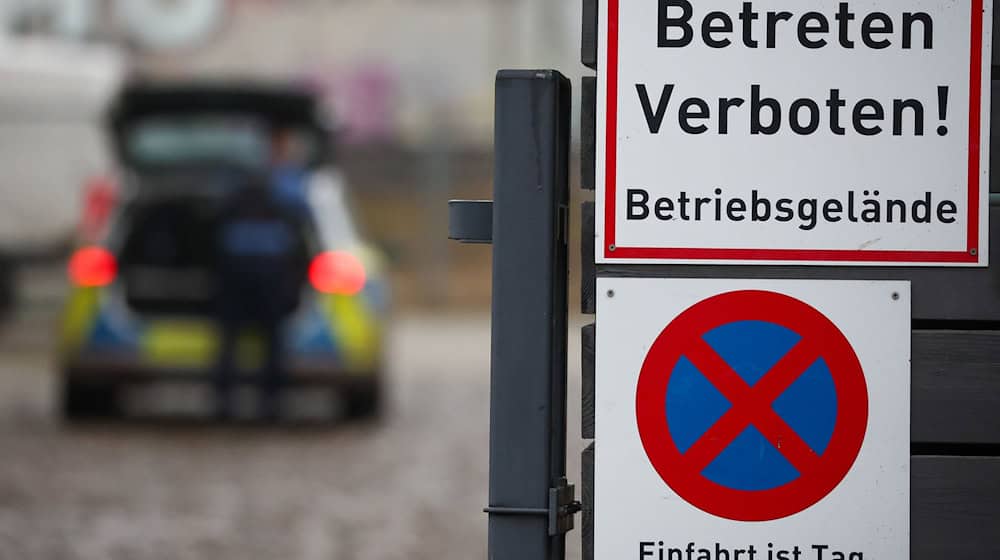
<box><xmin>269</xmin><ymin>127</ymin><xmax>311</xmax><ymax>216</ymax></box>
<box><xmin>213</xmin><ymin>177</ymin><xmax>307</xmax><ymax>420</ymax></box>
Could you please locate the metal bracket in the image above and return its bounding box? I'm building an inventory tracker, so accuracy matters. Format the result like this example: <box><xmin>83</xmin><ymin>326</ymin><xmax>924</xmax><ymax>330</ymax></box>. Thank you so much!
<box><xmin>448</xmin><ymin>199</ymin><xmax>493</xmax><ymax>244</ymax></box>
<box><xmin>549</xmin><ymin>478</ymin><xmax>581</xmax><ymax>536</ymax></box>
<box><xmin>484</xmin><ymin>478</ymin><xmax>581</xmax><ymax>536</ymax></box>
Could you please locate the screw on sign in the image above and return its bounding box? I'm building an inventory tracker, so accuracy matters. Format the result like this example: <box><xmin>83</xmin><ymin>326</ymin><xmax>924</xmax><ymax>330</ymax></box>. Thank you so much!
<box><xmin>635</xmin><ymin>290</ymin><xmax>869</xmax><ymax>521</ymax></box>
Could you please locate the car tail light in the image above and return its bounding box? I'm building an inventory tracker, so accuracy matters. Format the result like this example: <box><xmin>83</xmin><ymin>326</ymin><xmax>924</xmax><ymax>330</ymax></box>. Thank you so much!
<box><xmin>309</xmin><ymin>251</ymin><xmax>366</xmax><ymax>295</ymax></box>
<box><xmin>68</xmin><ymin>246</ymin><xmax>117</xmax><ymax>287</ymax></box>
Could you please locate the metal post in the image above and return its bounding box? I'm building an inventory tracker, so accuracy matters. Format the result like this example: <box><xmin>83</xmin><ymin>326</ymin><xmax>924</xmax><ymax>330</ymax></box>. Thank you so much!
<box><xmin>487</xmin><ymin>69</ymin><xmax>572</xmax><ymax>560</ymax></box>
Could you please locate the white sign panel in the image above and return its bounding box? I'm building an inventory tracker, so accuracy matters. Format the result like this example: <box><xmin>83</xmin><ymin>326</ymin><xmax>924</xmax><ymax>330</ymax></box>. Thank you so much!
<box><xmin>595</xmin><ymin>278</ymin><xmax>910</xmax><ymax>559</ymax></box>
<box><xmin>597</xmin><ymin>0</ymin><xmax>992</xmax><ymax>265</ymax></box>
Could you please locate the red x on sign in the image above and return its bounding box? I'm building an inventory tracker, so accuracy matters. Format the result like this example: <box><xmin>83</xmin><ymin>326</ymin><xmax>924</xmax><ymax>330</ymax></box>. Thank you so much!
<box><xmin>636</xmin><ymin>290</ymin><xmax>869</xmax><ymax>521</ymax></box>
<box><xmin>680</xmin><ymin>335</ymin><xmax>827</xmax><ymax>475</ymax></box>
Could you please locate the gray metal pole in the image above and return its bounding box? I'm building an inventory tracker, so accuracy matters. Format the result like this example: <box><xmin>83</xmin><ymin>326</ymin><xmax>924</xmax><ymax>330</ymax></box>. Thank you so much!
<box><xmin>487</xmin><ymin>69</ymin><xmax>572</xmax><ymax>560</ymax></box>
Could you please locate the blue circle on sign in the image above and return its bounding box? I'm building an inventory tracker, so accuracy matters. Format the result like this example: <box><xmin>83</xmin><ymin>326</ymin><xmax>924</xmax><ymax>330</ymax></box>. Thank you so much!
<box><xmin>664</xmin><ymin>320</ymin><xmax>838</xmax><ymax>491</ymax></box>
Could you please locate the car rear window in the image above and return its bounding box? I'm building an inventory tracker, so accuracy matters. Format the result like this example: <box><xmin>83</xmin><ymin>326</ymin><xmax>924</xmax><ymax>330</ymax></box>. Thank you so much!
<box><xmin>125</xmin><ymin>115</ymin><xmax>321</xmax><ymax>170</ymax></box>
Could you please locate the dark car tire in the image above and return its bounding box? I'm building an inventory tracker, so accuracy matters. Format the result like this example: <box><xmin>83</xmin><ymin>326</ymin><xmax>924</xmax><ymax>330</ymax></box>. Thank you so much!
<box><xmin>346</xmin><ymin>376</ymin><xmax>383</xmax><ymax>420</ymax></box>
<box><xmin>61</xmin><ymin>377</ymin><xmax>121</xmax><ymax>420</ymax></box>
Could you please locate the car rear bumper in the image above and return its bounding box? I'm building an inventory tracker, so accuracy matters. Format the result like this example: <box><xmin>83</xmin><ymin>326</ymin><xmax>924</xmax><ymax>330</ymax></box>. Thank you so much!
<box><xmin>62</xmin><ymin>354</ymin><xmax>378</xmax><ymax>389</ymax></box>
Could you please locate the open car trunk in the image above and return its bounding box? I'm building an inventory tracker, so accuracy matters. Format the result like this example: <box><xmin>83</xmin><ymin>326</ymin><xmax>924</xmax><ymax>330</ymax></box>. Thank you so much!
<box><xmin>118</xmin><ymin>195</ymin><xmax>223</xmax><ymax>315</ymax></box>
<box><xmin>117</xmin><ymin>191</ymin><xmax>311</xmax><ymax>316</ymax></box>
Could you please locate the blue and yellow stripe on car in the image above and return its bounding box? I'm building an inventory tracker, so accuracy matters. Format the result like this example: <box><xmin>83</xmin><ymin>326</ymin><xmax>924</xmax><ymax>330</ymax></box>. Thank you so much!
<box><xmin>59</xmin><ymin>272</ymin><xmax>386</xmax><ymax>375</ymax></box>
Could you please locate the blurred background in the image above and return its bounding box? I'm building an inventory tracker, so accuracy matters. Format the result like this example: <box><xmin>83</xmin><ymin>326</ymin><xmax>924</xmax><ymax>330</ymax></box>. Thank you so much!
<box><xmin>0</xmin><ymin>0</ymin><xmax>587</xmax><ymax>558</ymax></box>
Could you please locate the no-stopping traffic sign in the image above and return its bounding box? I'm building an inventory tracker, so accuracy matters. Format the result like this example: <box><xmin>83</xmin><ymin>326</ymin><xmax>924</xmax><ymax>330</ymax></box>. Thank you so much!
<box><xmin>595</xmin><ymin>279</ymin><xmax>910</xmax><ymax>560</ymax></box>
<box><xmin>635</xmin><ymin>290</ymin><xmax>868</xmax><ymax>521</ymax></box>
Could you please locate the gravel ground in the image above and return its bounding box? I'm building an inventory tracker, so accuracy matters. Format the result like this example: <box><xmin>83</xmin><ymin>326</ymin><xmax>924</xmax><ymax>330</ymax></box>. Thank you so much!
<box><xmin>0</xmin><ymin>280</ymin><xmax>585</xmax><ymax>560</ymax></box>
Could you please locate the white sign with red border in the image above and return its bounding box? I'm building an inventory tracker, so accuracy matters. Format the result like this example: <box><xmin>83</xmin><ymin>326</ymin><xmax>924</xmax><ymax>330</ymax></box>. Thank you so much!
<box><xmin>595</xmin><ymin>278</ymin><xmax>910</xmax><ymax>559</ymax></box>
<box><xmin>596</xmin><ymin>0</ymin><xmax>992</xmax><ymax>266</ymax></box>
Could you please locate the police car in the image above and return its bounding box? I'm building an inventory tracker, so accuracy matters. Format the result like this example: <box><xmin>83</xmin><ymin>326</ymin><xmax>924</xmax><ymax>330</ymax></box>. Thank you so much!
<box><xmin>57</xmin><ymin>82</ymin><xmax>389</xmax><ymax>420</ymax></box>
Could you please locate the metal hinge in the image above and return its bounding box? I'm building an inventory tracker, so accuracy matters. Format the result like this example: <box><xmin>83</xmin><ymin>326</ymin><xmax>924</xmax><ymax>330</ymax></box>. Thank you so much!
<box><xmin>483</xmin><ymin>477</ymin><xmax>581</xmax><ymax>536</ymax></box>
